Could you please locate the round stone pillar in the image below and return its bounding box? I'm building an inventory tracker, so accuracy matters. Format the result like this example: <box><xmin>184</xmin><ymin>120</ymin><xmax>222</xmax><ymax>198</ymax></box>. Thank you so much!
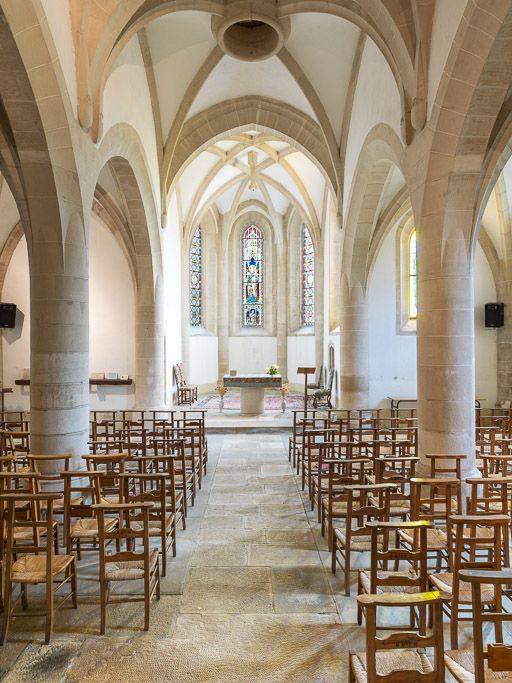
<box><xmin>29</xmin><ymin>217</ymin><xmax>89</xmax><ymax>465</ymax></box>
<box><xmin>417</xmin><ymin>228</ymin><xmax>478</xmax><ymax>478</ymax></box>
<box><xmin>135</xmin><ymin>263</ymin><xmax>165</xmax><ymax>408</ymax></box>
<box><xmin>339</xmin><ymin>281</ymin><xmax>369</xmax><ymax>408</ymax></box>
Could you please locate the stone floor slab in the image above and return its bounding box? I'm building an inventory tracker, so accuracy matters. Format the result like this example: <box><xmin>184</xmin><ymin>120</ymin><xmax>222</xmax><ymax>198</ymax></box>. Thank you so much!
<box><xmin>181</xmin><ymin>567</ymin><xmax>273</xmax><ymax>613</ymax></box>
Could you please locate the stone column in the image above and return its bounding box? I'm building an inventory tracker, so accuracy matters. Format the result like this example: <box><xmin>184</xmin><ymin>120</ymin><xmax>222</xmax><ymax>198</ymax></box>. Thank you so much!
<box><xmin>314</xmin><ymin>241</ymin><xmax>325</xmax><ymax>379</ymax></box>
<box><xmin>135</xmin><ymin>259</ymin><xmax>165</xmax><ymax>408</ymax></box>
<box><xmin>276</xmin><ymin>236</ymin><xmax>288</xmax><ymax>381</ymax></box>
<box><xmin>339</xmin><ymin>280</ymin><xmax>369</xmax><ymax>408</ymax></box>
<box><xmin>416</xmin><ymin>227</ymin><xmax>478</xmax><ymax>478</ymax></box>
<box><xmin>30</xmin><ymin>216</ymin><xmax>89</xmax><ymax>464</ymax></box>
<box><xmin>217</xmin><ymin>226</ymin><xmax>229</xmax><ymax>380</ymax></box>
<box><xmin>495</xmin><ymin>180</ymin><xmax>512</xmax><ymax>403</ymax></box>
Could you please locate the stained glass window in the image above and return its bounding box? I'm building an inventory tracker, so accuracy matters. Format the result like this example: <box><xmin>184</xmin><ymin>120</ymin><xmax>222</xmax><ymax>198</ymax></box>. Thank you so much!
<box><xmin>408</xmin><ymin>229</ymin><xmax>417</xmax><ymax>320</ymax></box>
<box><xmin>189</xmin><ymin>225</ymin><xmax>202</xmax><ymax>327</ymax></box>
<box><xmin>302</xmin><ymin>225</ymin><xmax>315</xmax><ymax>326</ymax></box>
<box><xmin>242</xmin><ymin>224</ymin><xmax>263</xmax><ymax>327</ymax></box>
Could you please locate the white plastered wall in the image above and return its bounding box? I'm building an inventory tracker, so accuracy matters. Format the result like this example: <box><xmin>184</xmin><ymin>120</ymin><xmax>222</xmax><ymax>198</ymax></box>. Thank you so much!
<box><xmin>2</xmin><ymin>217</ymin><xmax>138</xmax><ymax>411</ymax></box>
<box><xmin>102</xmin><ymin>36</ymin><xmax>160</xmax><ymax>212</ymax></box>
<box><xmin>89</xmin><ymin>214</ymin><xmax>136</xmax><ymax>409</ymax></box>
<box><xmin>343</xmin><ymin>39</ymin><xmax>402</xmax><ymax>219</ymax></box>
<box><xmin>367</xmin><ymin>224</ymin><xmax>498</xmax><ymax>409</ymax></box>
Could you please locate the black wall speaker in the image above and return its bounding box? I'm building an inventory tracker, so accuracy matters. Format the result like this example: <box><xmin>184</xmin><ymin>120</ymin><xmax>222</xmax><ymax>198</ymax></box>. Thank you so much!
<box><xmin>0</xmin><ymin>303</ymin><xmax>17</xmax><ymax>329</ymax></box>
<box><xmin>485</xmin><ymin>302</ymin><xmax>504</xmax><ymax>328</ymax></box>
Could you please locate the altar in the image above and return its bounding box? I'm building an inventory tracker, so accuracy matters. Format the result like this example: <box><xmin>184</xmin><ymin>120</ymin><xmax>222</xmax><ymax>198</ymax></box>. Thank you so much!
<box><xmin>223</xmin><ymin>374</ymin><xmax>282</xmax><ymax>416</ymax></box>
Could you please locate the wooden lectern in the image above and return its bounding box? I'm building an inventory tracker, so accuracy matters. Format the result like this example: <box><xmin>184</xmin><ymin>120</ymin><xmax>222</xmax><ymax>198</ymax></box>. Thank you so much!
<box><xmin>297</xmin><ymin>367</ymin><xmax>315</xmax><ymax>414</ymax></box>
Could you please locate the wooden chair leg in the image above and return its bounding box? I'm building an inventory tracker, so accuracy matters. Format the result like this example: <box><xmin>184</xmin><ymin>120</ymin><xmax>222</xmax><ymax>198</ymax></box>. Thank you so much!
<box><xmin>100</xmin><ymin>578</ymin><xmax>107</xmax><ymax>635</ymax></box>
<box><xmin>344</xmin><ymin>548</ymin><xmax>351</xmax><ymax>596</ymax></box>
<box><xmin>144</xmin><ymin>573</ymin><xmax>150</xmax><ymax>631</ymax></box>
<box><xmin>450</xmin><ymin>602</ymin><xmax>458</xmax><ymax>649</ymax></box>
<box><xmin>1</xmin><ymin>583</ymin><xmax>11</xmax><ymax>645</ymax></box>
<box><xmin>331</xmin><ymin>531</ymin><xmax>337</xmax><ymax>574</ymax></box>
<box><xmin>161</xmin><ymin>533</ymin><xmax>167</xmax><ymax>577</ymax></box>
<box><xmin>45</xmin><ymin>578</ymin><xmax>54</xmax><ymax>644</ymax></box>
<box><xmin>70</xmin><ymin>559</ymin><xmax>78</xmax><ymax>608</ymax></box>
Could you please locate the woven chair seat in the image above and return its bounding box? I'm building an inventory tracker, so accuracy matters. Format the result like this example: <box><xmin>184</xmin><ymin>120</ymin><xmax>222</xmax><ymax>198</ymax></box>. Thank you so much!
<box><xmin>334</xmin><ymin>528</ymin><xmax>379</xmax><ymax>552</ymax></box>
<box><xmin>9</xmin><ymin>521</ymin><xmax>59</xmax><ymax>541</ymax></box>
<box><xmin>476</xmin><ymin>501</ymin><xmax>507</xmax><ymax>513</ymax></box>
<box><xmin>399</xmin><ymin>526</ymin><xmax>447</xmax><ymax>550</ymax></box>
<box><xmin>321</xmin><ymin>497</ymin><xmax>348</xmax><ymax>515</ymax></box>
<box><xmin>462</xmin><ymin>524</ymin><xmax>499</xmax><ymax>542</ymax></box>
<box><xmin>130</xmin><ymin>515</ymin><xmax>174</xmax><ymax>535</ymax></box>
<box><xmin>105</xmin><ymin>548</ymin><xmax>159</xmax><ymax>581</ymax></box>
<box><xmin>99</xmin><ymin>494</ymin><xmax>122</xmax><ymax>505</ymax></box>
<box><xmin>369</xmin><ymin>495</ymin><xmax>410</xmax><ymax>516</ymax></box>
<box><xmin>71</xmin><ymin>517</ymin><xmax>117</xmax><ymax>538</ymax></box>
<box><xmin>12</xmin><ymin>554</ymin><xmax>74</xmax><ymax>583</ymax></box>
<box><xmin>445</xmin><ymin>649</ymin><xmax>512</xmax><ymax>682</ymax></box>
<box><xmin>419</xmin><ymin>499</ymin><xmax>459</xmax><ymax>514</ymax></box>
<box><xmin>429</xmin><ymin>572</ymin><xmax>495</xmax><ymax>603</ymax></box>
<box><xmin>350</xmin><ymin>649</ymin><xmax>433</xmax><ymax>682</ymax></box>
<box><xmin>359</xmin><ymin>569</ymin><xmax>419</xmax><ymax>594</ymax></box>
<box><xmin>40</xmin><ymin>494</ymin><xmax>83</xmax><ymax>511</ymax></box>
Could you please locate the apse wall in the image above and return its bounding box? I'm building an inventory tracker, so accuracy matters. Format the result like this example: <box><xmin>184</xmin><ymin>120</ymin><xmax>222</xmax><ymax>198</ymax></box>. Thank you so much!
<box><xmin>1</xmin><ymin>216</ymin><xmax>137</xmax><ymax>411</ymax></box>
<box><xmin>368</xmin><ymin>227</ymin><xmax>498</xmax><ymax>408</ymax></box>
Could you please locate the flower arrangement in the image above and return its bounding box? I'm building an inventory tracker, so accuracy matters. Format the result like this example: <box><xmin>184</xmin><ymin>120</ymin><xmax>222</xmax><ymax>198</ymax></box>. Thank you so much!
<box><xmin>265</xmin><ymin>364</ymin><xmax>279</xmax><ymax>376</ymax></box>
<box><xmin>216</xmin><ymin>384</ymin><xmax>228</xmax><ymax>413</ymax></box>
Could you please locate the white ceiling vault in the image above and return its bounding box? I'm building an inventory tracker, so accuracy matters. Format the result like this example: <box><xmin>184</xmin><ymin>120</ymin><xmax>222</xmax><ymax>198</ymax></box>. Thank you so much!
<box><xmin>107</xmin><ymin>8</ymin><xmax>396</xmax><ymax>238</ymax></box>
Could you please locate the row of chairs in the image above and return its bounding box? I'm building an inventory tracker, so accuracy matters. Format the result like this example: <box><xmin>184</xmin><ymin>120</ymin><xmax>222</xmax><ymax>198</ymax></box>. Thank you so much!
<box><xmin>288</xmin><ymin>409</ymin><xmax>512</xmax><ymax>681</ymax></box>
<box><xmin>0</xmin><ymin>412</ymin><xmax>209</xmax><ymax>643</ymax></box>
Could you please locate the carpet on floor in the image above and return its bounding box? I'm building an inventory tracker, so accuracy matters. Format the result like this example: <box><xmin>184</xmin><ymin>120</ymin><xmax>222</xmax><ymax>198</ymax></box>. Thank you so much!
<box><xmin>193</xmin><ymin>392</ymin><xmax>309</xmax><ymax>410</ymax></box>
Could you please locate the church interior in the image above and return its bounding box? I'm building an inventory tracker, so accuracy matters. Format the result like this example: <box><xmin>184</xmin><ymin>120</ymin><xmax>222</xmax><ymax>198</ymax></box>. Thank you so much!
<box><xmin>1</xmin><ymin>1</ymin><xmax>512</xmax><ymax>680</ymax></box>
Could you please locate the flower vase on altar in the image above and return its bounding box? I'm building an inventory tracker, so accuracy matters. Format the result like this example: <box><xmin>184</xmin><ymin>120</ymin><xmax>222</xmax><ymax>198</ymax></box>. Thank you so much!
<box><xmin>216</xmin><ymin>385</ymin><xmax>228</xmax><ymax>413</ymax></box>
<box><xmin>280</xmin><ymin>383</ymin><xmax>289</xmax><ymax>413</ymax></box>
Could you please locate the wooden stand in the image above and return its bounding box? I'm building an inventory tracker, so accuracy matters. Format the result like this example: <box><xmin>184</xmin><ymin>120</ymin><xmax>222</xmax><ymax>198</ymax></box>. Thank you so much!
<box><xmin>297</xmin><ymin>367</ymin><xmax>315</xmax><ymax>415</ymax></box>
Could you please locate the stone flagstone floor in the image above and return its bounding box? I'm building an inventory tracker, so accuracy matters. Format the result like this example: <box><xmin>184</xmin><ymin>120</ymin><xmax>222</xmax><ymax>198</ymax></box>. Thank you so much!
<box><xmin>1</xmin><ymin>433</ymin><xmax>466</xmax><ymax>682</ymax></box>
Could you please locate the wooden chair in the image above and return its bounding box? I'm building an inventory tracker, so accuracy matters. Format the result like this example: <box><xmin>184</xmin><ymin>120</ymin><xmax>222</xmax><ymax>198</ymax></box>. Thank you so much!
<box><xmin>367</xmin><ymin>456</ymin><xmax>418</xmax><ymax>520</ymax></box>
<box><xmin>172</xmin><ymin>364</ymin><xmax>197</xmax><ymax>406</ymax></box>
<box><xmin>425</xmin><ymin>453</ymin><xmax>466</xmax><ymax>480</ymax></box>
<box><xmin>93</xmin><ymin>501</ymin><xmax>160</xmax><ymax>634</ymax></box>
<box><xmin>331</xmin><ymin>483</ymin><xmax>395</xmax><ymax>595</ymax></box>
<box><xmin>444</xmin><ymin>569</ymin><xmax>512</xmax><ymax>682</ymax></box>
<box><xmin>83</xmin><ymin>452</ymin><xmax>127</xmax><ymax>504</ymax></box>
<box><xmin>307</xmin><ymin>365</ymin><xmax>324</xmax><ymax>390</ymax></box>
<box><xmin>27</xmin><ymin>453</ymin><xmax>74</xmax><ymax>516</ymax></box>
<box><xmin>399</xmin><ymin>477</ymin><xmax>461</xmax><ymax>570</ymax></box>
<box><xmin>0</xmin><ymin>492</ymin><xmax>77</xmax><ymax>644</ymax></box>
<box><xmin>320</xmin><ymin>456</ymin><xmax>368</xmax><ymax>548</ymax></box>
<box><xmin>60</xmin><ymin>471</ymin><xmax>118</xmax><ymax>561</ymax></box>
<box><xmin>349</xmin><ymin>591</ymin><xmax>445</xmax><ymax>683</ymax></box>
<box><xmin>357</xmin><ymin>520</ymin><xmax>430</xmax><ymax>627</ymax></box>
<box><xmin>428</xmin><ymin>514</ymin><xmax>509</xmax><ymax>649</ymax></box>
<box><xmin>119</xmin><ymin>473</ymin><xmax>177</xmax><ymax>577</ymax></box>
<box><xmin>313</xmin><ymin>368</ymin><xmax>335</xmax><ymax>408</ymax></box>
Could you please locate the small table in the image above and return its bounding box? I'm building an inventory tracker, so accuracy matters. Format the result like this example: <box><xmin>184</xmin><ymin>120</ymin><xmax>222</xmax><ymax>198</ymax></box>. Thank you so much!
<box><xmin>223</xmin><ymin>374</ymin><xmax>282</xmax><ymax>416</ymax></box>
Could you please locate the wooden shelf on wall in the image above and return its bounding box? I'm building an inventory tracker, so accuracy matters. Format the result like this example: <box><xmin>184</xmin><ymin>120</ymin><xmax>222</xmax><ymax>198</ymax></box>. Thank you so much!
<box><xmin>15</xmin><ymin>379</ymin><xmax>133</xmax><ymax>387</ymax></box>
